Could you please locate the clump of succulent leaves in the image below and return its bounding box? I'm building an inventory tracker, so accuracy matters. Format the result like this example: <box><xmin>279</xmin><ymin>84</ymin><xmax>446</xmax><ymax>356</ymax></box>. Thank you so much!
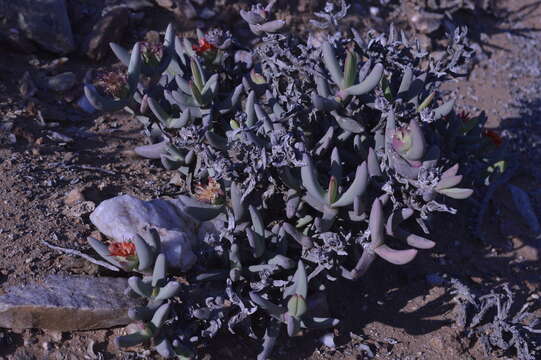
<box><xmin>84</xmin><ymin>1</ymin><xmax>498</xmax><ymax>358</ymax></box>
<box><xmin>451</xmin><ymin>280</ymin><xmax>540</xmax><ymax>360</ymax></box>
<box><xmin>88</xmin><ymin>229</ymin><xmax>192</xmax><ymax>357</ymax></box>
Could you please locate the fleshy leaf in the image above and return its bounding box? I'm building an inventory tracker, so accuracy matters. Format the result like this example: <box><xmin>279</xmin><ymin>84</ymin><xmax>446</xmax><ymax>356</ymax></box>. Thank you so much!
<box><xmin>374</xmin><ymin>245</ymin><xmax>417</xmax><ymax>265</ymax></box>
<box><xmin>343</xmin><ymin>63</ymin><xmax>384</xmax><ymax>96</ymax></box>
<box><xmin>437</xmin><ymin>187</ymin><xmax>473</xmax><ymax>199</ymax></box>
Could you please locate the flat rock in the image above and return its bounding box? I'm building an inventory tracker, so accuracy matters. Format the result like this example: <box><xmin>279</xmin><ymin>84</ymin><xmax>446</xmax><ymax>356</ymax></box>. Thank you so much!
<box><xmin>83</xmin><ymin>7</ymin><xmax>130</xmax><ymax>61</ymax></box>
<box><xmin>90</xmin><ymin>195</ymin><xmax>220</xmax><ymax>271</ymax></box>
<box><xmin>0</xmin><ymin>275</ymin><xmax>142</xmax><ymax>331</ymax></box>
<box><xmin>8</xmin><ymin>0</ymin><xmax>75</xmax><ymax>54</ymax></box>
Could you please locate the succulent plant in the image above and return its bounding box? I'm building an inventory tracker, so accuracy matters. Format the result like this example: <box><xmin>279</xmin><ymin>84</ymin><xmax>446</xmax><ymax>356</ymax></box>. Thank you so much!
<box><xmin>240</xmin><ymin>0</ymin><xmax>286</xmax><ymax>36</ymax></box>
<box><xmin>83</xmin><ymin>1</ymin><xmax>502</xmax><ymax>358</ymax></box>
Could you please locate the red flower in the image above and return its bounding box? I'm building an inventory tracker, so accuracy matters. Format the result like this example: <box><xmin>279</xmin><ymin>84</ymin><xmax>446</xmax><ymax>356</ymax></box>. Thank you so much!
<box><xmin>192</xmin><ymin>38</ymin><xmax>216</xmax><ymax>55</ymax></box>
<box><xmin>108</xmin><ymin>241</ymin><xmax>136</xmax><ymax>257</ymax></box>
<box><xmin>458</xmin><ymin>110</ymin><xmax>471</xmax><ymax>123</ymax></box>
<box><xmin>484</xmin><ymin>129</ymin><xmax>503</xmax><ymax>147</ymax></box>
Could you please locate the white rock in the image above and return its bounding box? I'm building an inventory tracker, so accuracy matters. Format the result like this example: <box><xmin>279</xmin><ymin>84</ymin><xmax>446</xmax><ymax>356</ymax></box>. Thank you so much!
<box><xmin>90</xmin><ymin>194</ymin><xmax>217</xmax><ymax>271</ymax></box>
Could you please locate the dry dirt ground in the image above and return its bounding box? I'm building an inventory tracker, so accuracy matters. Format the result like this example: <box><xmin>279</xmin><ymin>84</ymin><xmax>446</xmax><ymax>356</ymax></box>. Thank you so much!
<box><xmin>0</xmin><ymin>1</ymin><xmax>540</xmax><ymax>359</ymax></box>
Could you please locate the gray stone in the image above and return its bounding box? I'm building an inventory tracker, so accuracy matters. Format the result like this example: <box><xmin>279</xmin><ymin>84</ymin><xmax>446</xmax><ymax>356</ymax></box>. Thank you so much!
<box><xmin>83</xmin><ymin>8</ymin><xmax>130</xmax><ymax>61</ymax></box>
<box><xmin>90</xmin><ymin>195</ymin><xmax>219</xmax><ymax>271</ymax></box>
<box><xmin>46</xmin><ymin>72</ymin><xmax>77</xmax><ymax>92</ymax></box>
<box><xmin>9</xmin><ymin>0</ymin><xmax>75</xmax><ymax>54</ymax></box>
<box><xmin>0</xmin><ymin>27</ymin><xmax>37</xmax><ymax>54</ymax></box>
<box><xmin>409</xmin><ymin>11</ymin><xmax>443</xmax><ymax>34</ymax></box>
<box><xmin>0</xmin><ymin>275</ymin><xmax>142</xmax><ymax>331</ymax></box>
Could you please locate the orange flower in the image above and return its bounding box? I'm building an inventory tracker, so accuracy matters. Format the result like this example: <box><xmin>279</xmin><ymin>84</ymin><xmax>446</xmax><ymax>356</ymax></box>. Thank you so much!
<box><xmin>97</xmin><ymin>71</ymin><xmax>128</xmax><ymax>98</ymax></box>
<box><xmin>192</xmin><ymin>38</ymin><xmax>216</xmax><ymax>55</ymax></box>
<box><xmin>194</xmin><ymin>178</ymin><xmax>224</xmax><ymax>204</ymax></box>
<box><xmin>484</xmin><ymin>129</ymin><xmax>503</xmax><ymax>147</ymax></box>
<box><xmin>108</xmin><ymin>241</ymin><xmax>136</xmax><ymax>257</ymax></box>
